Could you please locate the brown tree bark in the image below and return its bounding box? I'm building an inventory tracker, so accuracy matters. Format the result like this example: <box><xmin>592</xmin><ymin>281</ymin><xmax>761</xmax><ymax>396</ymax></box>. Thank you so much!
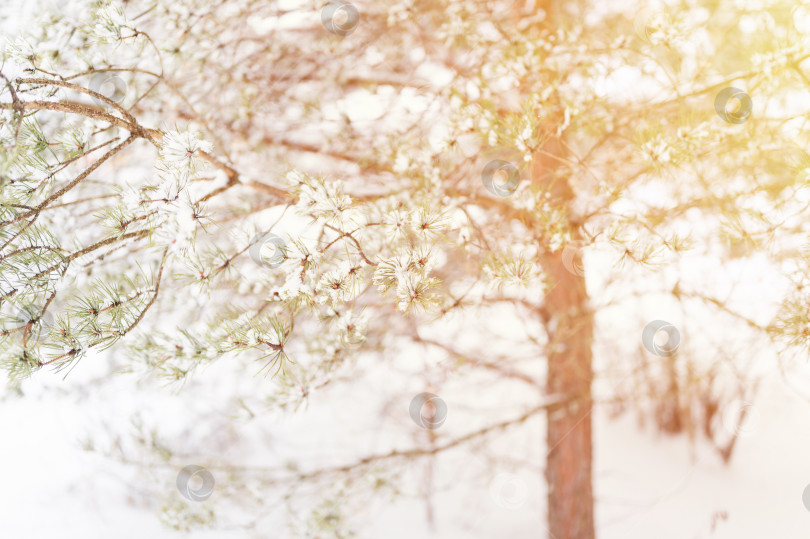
<box><xmin>498</xmin><ymin>0</ymin><xmax>596</xmax><ymax>534</ymax></box>
<box><xmin>535</xmin><ymin>138</ymin><xmax>595</xmax><ymax>538</ymax></box>
<box><xmin>529</xmin><ymin>0</ymin><xmax>597</xmax><ymax>523</ymax></box>
<box><xmin>540</xmin><ymin>243</ymin><xmax>595</xmax><ymax>539</ymax></box>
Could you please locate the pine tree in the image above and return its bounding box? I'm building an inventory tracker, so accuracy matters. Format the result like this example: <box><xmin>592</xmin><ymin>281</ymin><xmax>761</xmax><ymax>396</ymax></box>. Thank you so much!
<box><xmin>2</xmin><ymin>0</ymin><xmax>810</xmax><ymax>536</ymax></box>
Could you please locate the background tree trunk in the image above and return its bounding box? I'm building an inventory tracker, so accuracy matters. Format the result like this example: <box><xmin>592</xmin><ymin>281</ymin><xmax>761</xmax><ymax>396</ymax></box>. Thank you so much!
<box><xmin>531</xmin><ymin>28</ymin><xmax>596</xmax><ymax>529</ymax></box>
<box><xmin>541</xmin><ymin>246</ymin><xmax>595</xmax><ymax>539</ymax></box>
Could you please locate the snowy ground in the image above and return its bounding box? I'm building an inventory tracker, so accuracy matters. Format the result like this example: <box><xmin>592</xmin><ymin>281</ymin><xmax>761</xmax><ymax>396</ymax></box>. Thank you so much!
<box><xmin>3</xmin><ymin>352</ymin><xmax>810</xmax><ymax>538</ymax></box>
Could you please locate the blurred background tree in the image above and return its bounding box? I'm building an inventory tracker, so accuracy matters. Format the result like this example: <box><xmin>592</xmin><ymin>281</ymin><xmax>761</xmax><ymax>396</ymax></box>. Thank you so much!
<box><xmin>2</xmin><ymin>0</ymin><xmax>810</xmax><ymax>537</ymax></box>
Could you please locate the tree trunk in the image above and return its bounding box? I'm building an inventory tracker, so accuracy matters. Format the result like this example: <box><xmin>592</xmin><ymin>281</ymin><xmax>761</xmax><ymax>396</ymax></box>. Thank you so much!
<box><xmin>534</xmin><ymin>139</ymin><xmax>596</xmax><ymax>538</ymax></box>
<box><xmin>515</xmin><ymin>0</ymin><xmax>595</xmax><ymax>535</ymax></box>
<box><xmin>541</xmin><ymin>247</ymin><xmax>595</xmax><ymax>539</ymax></box>
<box><xmin>531</xmin><ymin>64</ymin><xmax>596</xmax><ymax>539</ymax></box>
